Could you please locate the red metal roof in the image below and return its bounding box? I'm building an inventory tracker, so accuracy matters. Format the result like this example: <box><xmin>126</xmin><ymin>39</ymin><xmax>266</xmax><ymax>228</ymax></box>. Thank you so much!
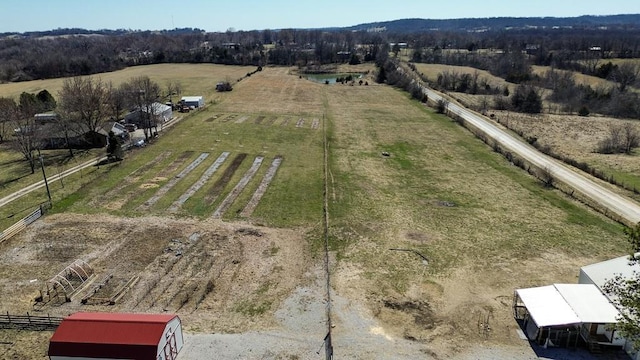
<box><xmin>49</xmin><ymin>312</ymin><xmax>179</xmax><ymax>359</ymax></box>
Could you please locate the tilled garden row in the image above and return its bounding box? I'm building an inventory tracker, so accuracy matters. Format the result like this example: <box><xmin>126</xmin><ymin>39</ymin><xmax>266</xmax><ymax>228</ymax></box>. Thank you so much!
<box><xmin>104</xmin><ymin>150</ymin><xmax>283</xmax><ymax>219</ymax></box>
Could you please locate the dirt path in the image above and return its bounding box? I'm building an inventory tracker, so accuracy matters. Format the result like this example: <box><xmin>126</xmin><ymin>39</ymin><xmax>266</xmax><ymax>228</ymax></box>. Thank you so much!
<box><xmin>421</xmin><ymin>86</ymin><xmax>640</xmax><ymax>226</ymax></box>
<box><xmin>0</xmin><ymin>155</ymin><xmax>107</xmax><ymax>208</ymax></box>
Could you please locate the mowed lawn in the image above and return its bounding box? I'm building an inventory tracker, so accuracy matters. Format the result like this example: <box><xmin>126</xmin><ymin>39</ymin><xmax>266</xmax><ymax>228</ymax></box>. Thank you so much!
<box><xmin>50</xmin><ymin>66</ymin><xmax>327</xmax><ymax>228</ymax></box>
<box><xmin>0</xmin><ymin>64</ymin><xmax>266</xmax><ymax>229</ymax></box>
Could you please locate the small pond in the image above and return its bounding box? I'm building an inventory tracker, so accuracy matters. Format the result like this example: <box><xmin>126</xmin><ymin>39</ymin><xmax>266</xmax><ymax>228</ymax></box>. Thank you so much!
<box><xmin>304</xmin><ymin>73</ymin><xmax>364</xmax><ymax>84</ymax></box>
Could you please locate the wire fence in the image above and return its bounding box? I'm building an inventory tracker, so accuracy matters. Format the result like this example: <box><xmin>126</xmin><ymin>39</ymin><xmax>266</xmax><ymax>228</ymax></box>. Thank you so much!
<box><xmin>0</xmin><ymin>312</ymin><xmax>62</xmax><ymax>331</ymax></box>
<box><xmin>0</xmin><ymin>202</ymin><xmax>50</xmax><ymax>244</ymax></box>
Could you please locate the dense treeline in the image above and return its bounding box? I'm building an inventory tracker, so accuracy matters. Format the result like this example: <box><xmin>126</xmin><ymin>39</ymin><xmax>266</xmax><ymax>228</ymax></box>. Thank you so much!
<box><xmin>2</xmin><ymin>23</ymin><xmax>640</xmax><ymax>83</ymax></box>
<box><xmin>0</xmin><ymin>29</ymin><xmax>386</xmax><ymax>82</ymax></box>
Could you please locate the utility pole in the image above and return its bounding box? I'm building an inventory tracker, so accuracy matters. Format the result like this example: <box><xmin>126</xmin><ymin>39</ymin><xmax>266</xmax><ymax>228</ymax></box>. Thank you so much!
<box><xmin>38</xmin><ymin>152</ymin><xmax>52</xmax><ymax>205</ymax></box>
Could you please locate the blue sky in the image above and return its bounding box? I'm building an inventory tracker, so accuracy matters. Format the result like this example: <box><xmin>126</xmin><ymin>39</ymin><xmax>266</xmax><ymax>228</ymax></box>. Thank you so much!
<box><xmin>1</xmin><ymin>0</ymin><xmax>639</xmax><ymax>33</ymax></box>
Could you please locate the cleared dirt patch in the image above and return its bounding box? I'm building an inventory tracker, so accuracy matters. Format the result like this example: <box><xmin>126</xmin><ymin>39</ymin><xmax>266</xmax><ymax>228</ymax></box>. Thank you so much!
<box><xmin>210</xmin><ymin>114</ymin><xmax>224</xmax><ymax>122</ymax></box>
<box><xmin>98</xmin><ymin>151</ymin><xmax>172</xmax><ymax>203</ymax></box>
<box><xmin>157</xmin><ymin>151</ymin><xmax>195</xmax><ymax>178</ymax></box>
<box><xmin>383</xmin><ymin>299</ymin><xmax>438</xmax><ymax>330</ymax></box>
<box><xmin>213</xmin><ymin>156</ymin><xmax>264</xmax><ymax>218</ymax></box>
<box><xmin>139</xmin><ymin>183</ymin><xmax>160</xmax><ymax>189</ymax></box>
<box><xmin>222</xmin><ymin>114</ymin><xmax>237</xmax><ymax>123</ymax></box>
<box><xmin>264</xmin><ymin>116</ymin><xmax>277</xmax><ymax>126</ymax></box>
<box><xmin>205</xmin><ymin>153</ymin><xmax>247</xmax><ymax>206</ymax></box>
<box><xmin>254</xmin><ymin>116</ymin><xmax>265</xmax><ymax>124</ymax></box>
<box><xmin>139</xmin><ymin>152</ymin><xmax>210</xmax><ymax>210</ymax></box>
<box><xmin>234</xmin><ymin>115</ymin><xmax>249</xmax><ymax>124</ymax></box>
<box><xmin>311</xmin><ymin>118</ymin><xmax>320</xmax><ymax>130</ymax></box>
<box><xmin>295</xmin><ymin>118</ymin><xmax>305</xmax><ymax>128</ymax></box>
<box><xmin>0</xmin><ymin>212</ymin><xmax>312</xmax><ymax>356</ymax></box>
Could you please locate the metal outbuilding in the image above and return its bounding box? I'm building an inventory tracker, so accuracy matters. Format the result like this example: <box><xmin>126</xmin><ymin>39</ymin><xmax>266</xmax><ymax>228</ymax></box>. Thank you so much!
<box><xmin>180</xmin><ymin>96</ymin><xmax>204</xmax><ymax>108</ymax></box>
<box><xmin>579</xmin><ymin>253</ymin><xmax>640</xmax><ymax>297</ymax></box>
<box><xmin>48</xmin><ymin>312</ymin><xmax>183</xmax><ymax>360</ymax></box>
<box><xmin>579</xmin><ymin>254</ymin><xmax>640</xmax><ymax>359</ymax></box>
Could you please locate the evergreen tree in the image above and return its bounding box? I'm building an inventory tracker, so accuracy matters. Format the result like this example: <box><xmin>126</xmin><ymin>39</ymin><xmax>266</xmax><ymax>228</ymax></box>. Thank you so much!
<box><xmin>36</xmin><ymin>89</ymin><xmax>56</xmax><ymax>111</ymax></box>
<box><xmin>106</xmin><ymin>131</ymin><xmax>123</xmax><ymax>161</ymax></box>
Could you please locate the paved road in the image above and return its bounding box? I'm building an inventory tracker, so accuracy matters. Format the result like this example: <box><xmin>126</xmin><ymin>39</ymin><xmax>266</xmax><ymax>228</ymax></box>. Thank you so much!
<box><xmin>0</xmin><ymin>155</ymin><xmax>107</xmax><ymax>208</ymax></box>
<box><xmin>0</xmin><ymin>115</ymin><xmax>185</xmax><ymax>209</ymax></box>
<box><xmin>423</xmin><ymin>87</ymin><xmax>640</xmax><ymax>226</ymax></box>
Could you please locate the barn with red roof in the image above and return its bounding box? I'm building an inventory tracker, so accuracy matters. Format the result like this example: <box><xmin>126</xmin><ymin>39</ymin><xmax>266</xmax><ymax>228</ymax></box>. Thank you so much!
<box><xmin>48</xmin><ymin>312</ymin><xmax>183</xmax><ymax>360</ymax></box>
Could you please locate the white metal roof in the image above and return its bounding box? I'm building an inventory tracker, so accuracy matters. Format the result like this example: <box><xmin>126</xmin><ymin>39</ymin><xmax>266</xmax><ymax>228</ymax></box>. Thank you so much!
<box><xmin>554</xmin><ymin>284</ymin><xmax>619</xmax><ymax>324</ymax></box>
<box><xmin>516</xmin><ymin>285</ymin><xmax>580</xmax><ymax>327</ymax></box>
<box><xmin>580</xmin><ymin>253</ymin><xmax>640</xmax><ymax>289</ymax></box>
<box><xmin>181</xmin><ymin>96</ymin><xmax>203</xmax><ymax>102</ymax></box>
<box><xmin>142</xmin><ymin>102</ymin><xmax>171</xmax><ymax>113</ymax></box>
<box><xmin>516</xmin><ymin>284</ymin><xmax>620</xmax><ymax>327</ymax></box>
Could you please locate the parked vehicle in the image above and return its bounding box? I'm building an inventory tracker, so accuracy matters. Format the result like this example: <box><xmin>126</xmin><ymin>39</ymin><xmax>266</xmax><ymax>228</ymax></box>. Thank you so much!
<box><xmin>124</xmin><ymin>123</ymin><xmax>137</xmax><ymax>132</ymax></box>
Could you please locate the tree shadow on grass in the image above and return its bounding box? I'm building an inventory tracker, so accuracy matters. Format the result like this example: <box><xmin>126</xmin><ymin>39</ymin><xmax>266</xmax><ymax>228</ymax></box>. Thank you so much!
<box><xmin>95</xmin><ymin>157</ymin><xmax>122</xmax><ymax>167</ymax></box>
<box><xmin>0</xmin><ymin>173</ymin><xmax>32</xmax><ymax>189</ymax></box>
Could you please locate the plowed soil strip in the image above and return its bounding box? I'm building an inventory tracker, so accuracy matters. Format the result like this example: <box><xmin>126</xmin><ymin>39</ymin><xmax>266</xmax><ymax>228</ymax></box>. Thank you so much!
<box><xmin>264</xmin><ymin>116</ymin><xmax>277</xmax><ymax>125</ymax></box>
<box><xmin>222</xmin><ymin>114</ymin><xmax>237</xmax><ymax>123</ymax></box>
<box><xmin>169</xmin><ymin>152</ymin><xmax>230</xmax><ymax>212</ymax></box>
<box><xmin>205</xmin><ymin>153</ymin><xmax>247</xmax><ymax>205</ymax></box>
<box><xmin>280</xmin><ymin>117</ymin><xmax>290</xmax><ymax>126</ymax></box>
<box><xmin>296</xmin><ymin>118</ymin><xmax>305</xmax><ymax>128</ymax></box>
<box><xmin>101</xmin><ymin>151</ymin><xmax>172</xmax><ymax>202</ymax></box>
<box><xmin>235</xmin><ymin>115</ymin><xmax>249</xmax><ymax>124</ymax></box>
<box><xmin>254</xmin><ymin>116</ymin><xmax>265</xmax><ymax>124</ymax></box>
<box><xmin>212</xmin><ymin>156</ymin><xmax>264</xmax><ymax>219</ymax></box>
<box><xmin>240</xmin><ymin>156</ymin><xmax>283</xmax><ymax>217</ymax></box>
<box><xmin>139</xmin><ymin>153</ymin><xmax>210</xmax><ymax>210</ymax></box>
<box><xmin>311</xmin><ymin>118</ymin><xmax>320</xmax><ymax>129</ymax></box>
<box><xmin>157</xmin><ymin>151</ymin><xmax>195</xmax><ymax>178</ymax></box>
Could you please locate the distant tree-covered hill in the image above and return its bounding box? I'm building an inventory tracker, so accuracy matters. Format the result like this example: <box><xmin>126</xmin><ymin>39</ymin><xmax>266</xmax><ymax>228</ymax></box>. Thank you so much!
<box><xmin>1</xmin><ymin>15</ymin><xmax>640</xmax><ymax>84</ymax></box>
<box><xmin>343</xmin><ymin>14</ymin><xmax>640</xmax><ymax>33</ymax></box>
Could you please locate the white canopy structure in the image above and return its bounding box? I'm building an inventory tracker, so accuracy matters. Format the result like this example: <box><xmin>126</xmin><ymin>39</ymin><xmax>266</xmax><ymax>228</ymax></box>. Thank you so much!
<box><xmin>515</xmin><ymin>284</ymin><xmax>619</xmax><ymax>327</ymax></box>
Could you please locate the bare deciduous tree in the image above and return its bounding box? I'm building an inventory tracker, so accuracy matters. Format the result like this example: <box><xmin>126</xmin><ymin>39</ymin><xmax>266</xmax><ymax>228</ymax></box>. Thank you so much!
<box><xmin>165</xmin><ymin>81</ymin><xmax>182</xmax><ymax>104</ymax></box>
<box><xmin>539</xmin><ymin>166</ymin><xmax>554</xmax><ymax>188</ymax></box>
<box><xmin>609</xmin><ymin>62</ymin><xmax>640</xmax><ymax>93</ymax></box>
<box><xmin>58</xmin><ymin>77</ymin><xmax>110</xmax><ymax>135</ymax></box>
<box><xmin>57</xmin><ymin>77</ymin><xmax>111</xmax><ymax>156</ymax></box>
<box><xmin>0</xmin><ymin>97</ymin><xmax>16</xmax><ymax>143</ymax></box>
<box><xmin>622</xmin><ymin>122</ymin><xmax>640</xmax><ymax>154</ymax></box>
<box><xmin>597</xmin><ymin>122</ymin><xmax>640</xmax><ymax>154</ymax></box>
<box><xmin>3</xmin><ymin>97</ymin><xmax>41</xmax><ymax>173</ymax></box>
<box><xmin>123</xmin><ymin>76</ymin><xmax>161</xmax><ymax>141</ymax></box>
<box><xmin>106</xmin><ymin>81</ymin><xmax>127</xmax><ymax>122</ymax></box>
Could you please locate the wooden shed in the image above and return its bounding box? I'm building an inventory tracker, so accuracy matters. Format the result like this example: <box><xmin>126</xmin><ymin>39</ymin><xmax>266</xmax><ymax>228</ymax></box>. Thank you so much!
<box><xmin>48</xmin><ymin>312</ymin><xmax>183</xmax><ymax>360</ymax></box>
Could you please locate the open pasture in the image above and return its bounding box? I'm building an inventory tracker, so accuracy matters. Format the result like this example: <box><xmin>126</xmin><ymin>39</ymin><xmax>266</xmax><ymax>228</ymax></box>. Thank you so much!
<box><xmin>0</xmin><ymin>63</ymin><xmax>254</xmax><ymax>101</ymax></box>
<box><xmin>0</xmin><ymin>64</ymin><xmax>632</xmax><ymax>358</ymax></box>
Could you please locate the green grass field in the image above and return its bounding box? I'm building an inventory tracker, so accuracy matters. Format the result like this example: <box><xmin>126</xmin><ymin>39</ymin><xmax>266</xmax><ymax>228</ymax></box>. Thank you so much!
<box><xmin>0</xmin><ymin>63</ymin><xmax>632</xmax><ymax>350</ymax></box>
<box><xmin>1</xmin><ymin>64</ymin><xmax>628</xmax><ymax>255</ymax></box>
